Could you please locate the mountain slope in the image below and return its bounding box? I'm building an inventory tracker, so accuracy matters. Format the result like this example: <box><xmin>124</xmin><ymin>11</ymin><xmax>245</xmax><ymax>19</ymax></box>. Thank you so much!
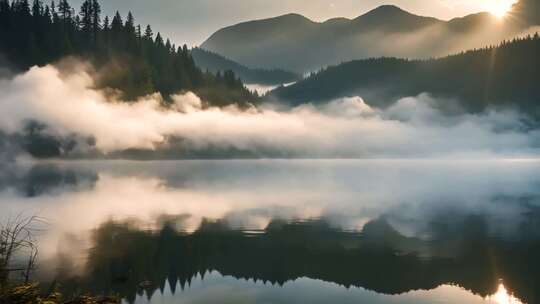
<box><xmin>202</xmin><ymin>13</ymin><xmax>321</xmax><ymax>73</ymax></box>
<box><xmin>269</xmin><ymin>35</ymin><xmax>540</xmax><ymax>116</ymax></box>
<box><xmin>191</xmin><ymin>48</ymin><xmax>300</xmax><ymax>85</ymax></box>
<box><xmin>201</xmin><ymin>0</ymin><xmax>538</xmax><ymax>73</ymax></box>
<box><xmin>512</xmin><ymin>0</ymin><xmax>540</xmax><ymax>25</ymax></box>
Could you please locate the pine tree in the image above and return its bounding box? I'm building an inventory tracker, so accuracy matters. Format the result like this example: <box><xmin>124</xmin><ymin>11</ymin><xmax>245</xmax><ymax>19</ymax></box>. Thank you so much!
<box><xmin>102</xmin><ymin>15</ymin><xmax>109</xmax><ymax>30</ymax></box>
<box><xmin>0</xmin><ymin>0</ymin><xmax>9</xmax><ymax>13</ymax></box>
<box><xmin>15</xmin><ymin>0</ymin><xmax>31</xmax><ymax>17</ymax></box>
<box><xmin>74</xmin><ymin>14</ymin><xmax>80</xmax><ymax>29</ymax></box>
<box><xmin>79</xmin><ymin>0</ymin><xmax>91</xmax><ymax>34</ymax></box>
<box><xmin>110</xmin><ymin>11</ymin><xmax>122</xmax><ymax>32</ymax></box>
<box><xmin>58</xmin><ymin>0</ymin><xmax>70</xmax><ymax>20</ymax></box>
<box><xmin>154</xmin><ymin>32</ymin><xmax>164</xmax><ymax>47</ymax></box>
<box><xmin>143</xmin><ymin>24</ymin><xmax>153</xmax><ymax>40</ymax></box>
<box><xmin>165</xmin><ymin>39</ymin><xmax>172</xmax><ymax>53</ymax></box>
<box><xmin>124</xmin><ymin>11</ymin><xmax>134</xmax><ymax>34</ymax></box>
<box><xmin>0</xmin><ymin>0</ymin><xmax>10</xmax><ymax>27</ymax></box>
<box><xmin>91</xmin><ymin>0</ymin><xmax>100</xmax><ymax>28</ymax></box>
<box><xmin>0</xmin><ymin>0</ymin><xmax>257</xmax><ymax>107</ymax></box>
<box><xmin>43</xmin><ymin>4</ymin><xmax>50</xmax><ymax>21</ymax></box>
<box><xmin>90</xmin><ymin>0</ymin><xmax>100</xmax><ymax>44</ymax></box>
<box><xmin>135</xmin><ymin>24</ymin><xmax>143</xmax><ymax>50</ymax></box>
<box><xmin>31</xmin><ymin>0</ymin><xmax>43</xmax><ymax>17</ymax></box>
<box><xmin>58</xmin><ymin>0</ymin><xmax>72</xmax><ymax>28</ymax></box>
<box><xmin>50</xmin><ymin>0</ymin><xmax>59</xmax><ymax>24</ymax></box>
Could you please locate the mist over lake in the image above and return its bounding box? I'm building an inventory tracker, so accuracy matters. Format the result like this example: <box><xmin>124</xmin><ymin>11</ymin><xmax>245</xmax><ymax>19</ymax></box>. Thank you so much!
<box><xmin>1</xmin><ymin>160</ymin><xmax>539</xmax><ymax>303</ymax></box>
<box><xmin>1</xmin><ymin>0</ymin><xmax>540</xmax><ymax>303</ymax></box>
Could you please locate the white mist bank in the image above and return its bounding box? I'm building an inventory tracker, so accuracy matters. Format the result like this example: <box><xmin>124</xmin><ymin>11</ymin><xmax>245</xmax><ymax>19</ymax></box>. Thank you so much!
<box><xmin>2</xmin><ymin>160</ymin><xmax>540</xmax><ymax>275</ymax></box>
<box><xmin>245</xmin><ymin>81</ymin><xmax>296</xmax><ymax>95</ymax></box>
<box><xmin>0</xmin><ymin>64</ymin><xmax>539</xmax><ymax>158</ymax></box>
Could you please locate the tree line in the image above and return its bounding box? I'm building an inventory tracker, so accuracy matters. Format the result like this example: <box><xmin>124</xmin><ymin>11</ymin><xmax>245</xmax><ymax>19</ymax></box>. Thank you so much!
<box><xmin>191</xmin><ymin>47</ymin><xmax>301</xmax><ymax>85</ymax></box>
<box><xmin>271</xmin><ymin>34</ymin><xmax>540</xmax><ymax>117</ymax></box>
<box><xmin>0</xmin><ymin>0</ymin><xmax>258</xmax><ymax>106</ymax></box>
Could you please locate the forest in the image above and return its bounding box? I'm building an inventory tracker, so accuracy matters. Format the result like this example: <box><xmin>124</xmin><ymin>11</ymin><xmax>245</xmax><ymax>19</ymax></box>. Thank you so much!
<box><xmin>0</xmin><ymin>0</ymin><xmax>258</xmax><ymax>106</ymax></box>
<box><xmin>191</xmin><ymin>47</ymin><xmax>301</xmax><ymax>85</ymax></box>
<box><xmin>271</xmin><ymin>34</ymin><xmax>540</xmax><ymax>117</ymax></box>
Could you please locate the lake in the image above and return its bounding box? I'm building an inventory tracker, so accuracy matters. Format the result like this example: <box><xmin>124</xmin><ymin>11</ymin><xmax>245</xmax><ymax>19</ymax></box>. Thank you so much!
<box><xmin>1</xmin><ymin>159</ymin><xmax>538</xmax><ymax>303</ymax></box>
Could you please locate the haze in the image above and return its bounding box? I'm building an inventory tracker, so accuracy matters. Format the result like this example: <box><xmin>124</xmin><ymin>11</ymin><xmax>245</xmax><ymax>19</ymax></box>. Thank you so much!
<box><xmin>66</xmin><ymin>0</ymin><xmax>517</xmax><ymax>46</ymax></box>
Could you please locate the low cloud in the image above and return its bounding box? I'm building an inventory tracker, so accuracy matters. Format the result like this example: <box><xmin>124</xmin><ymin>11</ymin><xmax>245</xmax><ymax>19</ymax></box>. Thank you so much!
<box><xmin>0</xmin><ymin>64</ymin><xmax>539</xmax><ymax>158</ymax></box>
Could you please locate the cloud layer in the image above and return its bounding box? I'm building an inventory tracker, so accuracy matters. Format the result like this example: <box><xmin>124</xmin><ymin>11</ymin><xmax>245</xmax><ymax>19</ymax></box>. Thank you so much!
<box><xmin>0</xmin><ymin>64</ymin><xmax>539</xmax><ymax>158</ymax></box>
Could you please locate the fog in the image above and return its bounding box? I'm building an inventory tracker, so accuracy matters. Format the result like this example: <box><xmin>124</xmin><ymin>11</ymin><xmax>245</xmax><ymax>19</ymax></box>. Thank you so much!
<box><xmin>332</xmin><ymin>22</ymin><xmax>540</xmax><ymax>69</ymax></box>
<box><xmin>1</xmin><ymin>160</ymin><xmax>540</xmax><ymax>274</ymax></box>
<box><xmin>65</xmin><ymin>0</ymin><xmax>502</xmax><ymax>47</ymax></box>
<box><xmin>0</xmin><ymin>63</ymin><xmax>539</xmax><ymax>159</ymax></box>
<box><xmin>245</xmin><ymin>82</ymin><xmax>296</xmax><ymax>95</ymax></box>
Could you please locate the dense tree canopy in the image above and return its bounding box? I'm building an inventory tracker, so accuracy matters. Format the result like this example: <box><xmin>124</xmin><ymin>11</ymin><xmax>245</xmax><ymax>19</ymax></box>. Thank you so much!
<box><xmin>0</xmin><ymin>0</ymin><xmax>258</xmax><ymax>106</ymax></box>
<box><xmin>271</xmin><ymin>34</ymin><xmax>540</xmax><ymax>117</ymax></box>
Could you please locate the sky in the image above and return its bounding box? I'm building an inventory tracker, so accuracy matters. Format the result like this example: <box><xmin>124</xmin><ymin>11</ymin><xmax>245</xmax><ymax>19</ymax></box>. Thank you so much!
<box><xmin>67</xmin><ymin>0</ymin><xmax>515</xmax><ymax>47</ymax></box>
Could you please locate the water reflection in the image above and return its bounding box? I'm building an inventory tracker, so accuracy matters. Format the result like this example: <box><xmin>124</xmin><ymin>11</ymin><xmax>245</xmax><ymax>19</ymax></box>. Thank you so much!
<box><xmin>0</xmin><ymin>163</ymin><xmax>98</xmax><ymax>197</ymax></box>
<box><xmin>51</xmin><ymin>215</ymin><xmax>537</xmax><ymax>303</ymax></box>
<box><xmin>1</xmin><ymin>160</ymin><xmax>539</xmax><ymax>303</ymax></box>
<box><xmin>127</xmin><ymin>273</ymin><xmax>496</xmax><ymax>304</ymax></box>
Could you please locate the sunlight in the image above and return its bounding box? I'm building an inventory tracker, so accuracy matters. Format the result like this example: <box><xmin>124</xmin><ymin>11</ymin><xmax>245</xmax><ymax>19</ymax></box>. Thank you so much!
<box><xmin>484</xmin><ymin>0</ymin><xmax>517</xmax><ymax>18</ymax></box>
<box><xmin>487</xmin><ymin>283</ymin><xmax>524</xmax><ymax>304</ymax></box>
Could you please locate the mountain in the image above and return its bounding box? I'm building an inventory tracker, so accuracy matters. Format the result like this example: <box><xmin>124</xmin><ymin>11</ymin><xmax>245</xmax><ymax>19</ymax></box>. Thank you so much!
<box><xmin>270</xmin><ymin>35</ymin><xmax>540</xmax><ymax>116</ymax></box>
<box><xmin>191</xmin><ymin>47</ymin><xmax>300</xmax><ymax>85</ymax></box>
<box><xmin>201</xmin><ymin>13</ymin><xmax>320</xmax><ymax>73</ymax></box>
<box><xmin>512</xmin><ymin>0</ymin><xmax>540</xmax><ymax>26</ymax></box>
<box><xmin>201</xmin><ymin>0</ymin><xmax>538</xmax><ymax>73</ymax></box>
<box><xmin>0</xmin><ymin>0</ymin><xmax>257</xmax><ymax>107</ymax></box>
<box><xmin>348</xmin><ymin>5</ymin><xmax>441</xmax><ymax>32</ymax></box>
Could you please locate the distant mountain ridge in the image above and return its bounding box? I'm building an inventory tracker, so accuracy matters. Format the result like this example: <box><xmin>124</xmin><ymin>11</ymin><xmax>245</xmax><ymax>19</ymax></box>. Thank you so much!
<box><xmin>191</xmin><ymin>48</ymin><xmax>300</xmax><ymax>85</ymax></box>
<box><xmin>347</xmin><ymin>5</ymin><xmax>442</xmax><ymax>32</ymax></box>
<box><xmin>201</xmin><ymin>0</ymin><xmax>539</xmax><ymax>73</ymax></box>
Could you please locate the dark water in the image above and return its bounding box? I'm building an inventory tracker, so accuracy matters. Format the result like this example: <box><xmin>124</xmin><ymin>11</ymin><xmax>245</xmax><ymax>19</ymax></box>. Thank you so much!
<box><xmin>1</xmin><ymin>160</ymin><xmax>539</xmax><ymax>303</ymax></box>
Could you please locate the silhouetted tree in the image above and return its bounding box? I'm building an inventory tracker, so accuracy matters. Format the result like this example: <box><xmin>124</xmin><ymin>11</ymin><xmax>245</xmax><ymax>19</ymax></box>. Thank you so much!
<box><xmin>143</xmin><ymin>24</ymin><xmax>152</xmax><ymax>40</ymax></box>
<box><xmin>0</xmin><ymin>0</ymin><xmax>258</xmax><ymax>106</ymax></box>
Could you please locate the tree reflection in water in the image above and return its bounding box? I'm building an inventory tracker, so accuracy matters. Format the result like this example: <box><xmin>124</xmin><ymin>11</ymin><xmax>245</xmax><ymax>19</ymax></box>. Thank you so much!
<box><xmin>51</xmin><ymin>212</ymin><xmax>539</xmax><ymax>304</ymax></box>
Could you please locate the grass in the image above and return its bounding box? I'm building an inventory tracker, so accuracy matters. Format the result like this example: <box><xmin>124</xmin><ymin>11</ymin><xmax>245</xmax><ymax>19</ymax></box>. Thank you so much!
<box><xmin>0</xmin><ymin>283</ymin><xmax>119</xmax><ymax>304</ymax></box>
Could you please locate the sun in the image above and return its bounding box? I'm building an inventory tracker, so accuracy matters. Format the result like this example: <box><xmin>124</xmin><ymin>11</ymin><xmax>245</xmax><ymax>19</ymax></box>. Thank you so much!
<box><xmin>487</xmin><ymin>283</ymin><xmax>524</xmax><ymax>304</ymax></box>
<box><xmin>485</xmin><ymin>0</ymin><xmax>517</xmax><ymax>18</ymax></box>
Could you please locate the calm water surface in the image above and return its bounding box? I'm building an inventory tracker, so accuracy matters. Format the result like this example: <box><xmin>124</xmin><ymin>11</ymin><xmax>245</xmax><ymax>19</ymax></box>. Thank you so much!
<box><xmin>1</xmin><ymin>160</ymin><xmax>539</xmax><ymax>303</ymax></box>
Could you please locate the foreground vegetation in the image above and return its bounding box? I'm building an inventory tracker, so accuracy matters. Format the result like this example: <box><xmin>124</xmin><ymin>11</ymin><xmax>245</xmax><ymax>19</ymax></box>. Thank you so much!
<box><xmin>0</xmin><ymin>0</ymin><xmax>258</xmax><ymax>106</ymax></box>
<box><xmin>0</xmin><ymin>215</ymin><xmax>119</xmax><ymax>304</ymax></box>
<box><xmin>0</xmin><ymin>284</ymin><xmax>119</xmax><ymax>304</ymax></box>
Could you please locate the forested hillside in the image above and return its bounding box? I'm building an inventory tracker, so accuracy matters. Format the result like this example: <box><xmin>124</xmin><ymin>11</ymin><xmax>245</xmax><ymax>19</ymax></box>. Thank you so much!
<box><xmin>191</xmin><ymin>48</ymin><xmax>300</xmax><ymax>85</ymax></box>
<box><xmin>271</xmin><ymin>35</ymin><xmax>540</xmax><ymax>116</ymax></box>
<box><xmin>0</xmin><ymin>0</ymin><xmax>258</xmax><ymax>106</ymax></box>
